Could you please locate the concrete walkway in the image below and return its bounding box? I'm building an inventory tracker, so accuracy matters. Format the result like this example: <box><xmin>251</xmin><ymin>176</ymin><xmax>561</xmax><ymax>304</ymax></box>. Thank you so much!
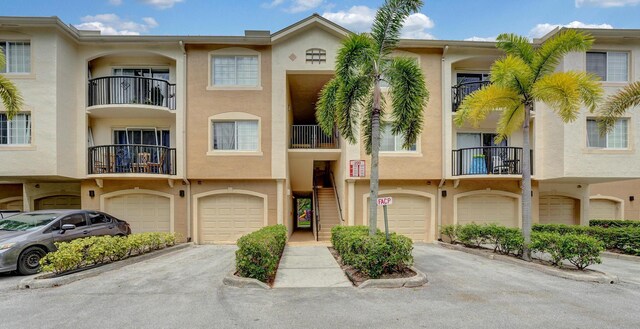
<box><xmin>273</xmin><ymin>246</ymin><xmax>351</xmax><ymax>288</ymax></box>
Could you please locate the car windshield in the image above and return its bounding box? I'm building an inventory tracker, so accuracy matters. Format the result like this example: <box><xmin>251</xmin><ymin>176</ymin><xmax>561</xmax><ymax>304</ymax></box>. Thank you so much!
<box><xmin>0</xmin><ymin>213</ymin><xmax>59</xmax><ymax>231</ymax></box>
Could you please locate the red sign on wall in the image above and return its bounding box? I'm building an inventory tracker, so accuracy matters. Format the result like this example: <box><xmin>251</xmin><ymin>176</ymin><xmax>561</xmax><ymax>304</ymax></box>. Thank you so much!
<box><xmin>350</xmin><ymin>160</ymin><xmax>366</xmax><ymax>177</ymax></box>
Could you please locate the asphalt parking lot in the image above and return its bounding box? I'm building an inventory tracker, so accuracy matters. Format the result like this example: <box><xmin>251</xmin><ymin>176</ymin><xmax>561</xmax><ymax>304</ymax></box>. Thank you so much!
<box><xmin>0</xmin><ymin>244</ymin><xmax>639</xmax><ymax>329</ymax></box>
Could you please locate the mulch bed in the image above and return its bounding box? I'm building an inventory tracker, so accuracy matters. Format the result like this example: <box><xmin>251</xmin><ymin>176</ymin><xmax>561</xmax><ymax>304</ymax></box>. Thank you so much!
<box><xmin>328</xmin><ymin>247</ymin><xmax>416</xmax><ymax>286</ymax></box>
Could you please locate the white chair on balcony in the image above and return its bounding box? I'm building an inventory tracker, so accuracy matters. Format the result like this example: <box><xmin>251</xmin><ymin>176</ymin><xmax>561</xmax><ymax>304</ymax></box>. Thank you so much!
<box><xmin>492</xmin><ymin>156</ymin><xmax>511</xmax><ymax>174</ymax></box>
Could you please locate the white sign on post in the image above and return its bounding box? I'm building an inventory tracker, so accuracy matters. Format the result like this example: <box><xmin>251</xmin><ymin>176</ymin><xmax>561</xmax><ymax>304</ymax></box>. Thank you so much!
<box><xmin>376</xmin><ymin>197</ymin><xmax>393</xmax><ymax>206</ymax></box>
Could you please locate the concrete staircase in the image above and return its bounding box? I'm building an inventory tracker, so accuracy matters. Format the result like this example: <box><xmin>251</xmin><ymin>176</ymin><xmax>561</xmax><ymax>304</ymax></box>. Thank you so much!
<box><xmin>316</xmin><ymin>187</ymin><xmax>342</xmax><ymax>242</ymax></box>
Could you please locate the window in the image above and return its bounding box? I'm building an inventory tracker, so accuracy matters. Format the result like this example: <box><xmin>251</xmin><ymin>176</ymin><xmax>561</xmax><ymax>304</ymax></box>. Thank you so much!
<box><xmin>381</xmin><ymin>125</ymin><xmax>416</xmax><ymax>152</ymax></box>
<box><xmin>305</xmin><ymin>48</ymin><xmax>326</xmax><ymax>64</ymax></box>
<box><xmin>0</xmin><ymin>113</ymin><xmax>31</xmax><ymax>145</ymax></box>
<box><xmin>212</xmin><ymin>120</ymin><xmax>258</xmax><ymax>151</ymax></box>
<box><xmin>587</xmin><ymin>52</ymin><xmax>628</xmax><ymax>82</ymax></box>
<box><xmin>211</xmin><ymin>55</ymin><xmax>258</xmax><ymax>86</ymax></box>
<box><xmin>88</xmin><ymin>212</ymin><xmax>111</xmax><ymax>225</ymax></box>
<box><xmin>0</xmin><ymin>41</ymin><xmax>31</xmax><ymax>73</ymax></box>
<box><xmin>113</xmin><ymin>128</ymin><xmax>170</xmax><ymax>147</ymax></box>
<box><xmin>61</xmin><ymin>214</ymin><xmax>88</xmax><ymax>228</ymax></box>
<box><xmin>587</xmin><ymin>118</ymin><xmax>628</xmax><ymax>149</ymax></box>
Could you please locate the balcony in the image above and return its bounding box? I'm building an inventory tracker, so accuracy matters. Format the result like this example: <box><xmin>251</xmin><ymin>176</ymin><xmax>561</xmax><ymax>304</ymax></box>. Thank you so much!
<box><xmin>290</xmin><ymin>125</ymin><xmax>339</xmax><ymax>149</ymax></box>
<box><xmin>88</xmin><ymin>144</ymin><xmax>176</xmax><ymax>175</ymax></box>
<box><xmin>87</xmin><ymin>76</ymin><xmax>176</xmax><ymax>110</ymax></box>
<box><xmin>451</xmin><ymin>81</ymin><xmax>490</xmax><ymax>112</ymax></box>
<box><xmin>452</xmin><ymin>147</ymin><xmax>532</xmax><ymax>176</ymax></box>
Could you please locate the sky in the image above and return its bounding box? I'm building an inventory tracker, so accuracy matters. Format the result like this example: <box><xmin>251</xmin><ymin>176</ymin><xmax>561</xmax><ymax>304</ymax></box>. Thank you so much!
<box><xmin>1</xmin><ymin>0</ymin><xmax>640</xmax><ymax>40</ymax></box>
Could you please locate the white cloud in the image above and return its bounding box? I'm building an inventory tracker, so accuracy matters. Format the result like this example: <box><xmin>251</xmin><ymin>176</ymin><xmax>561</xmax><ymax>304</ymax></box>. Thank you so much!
<box><xmin>262</xmin><ymin>0</ymin><xmax>285</xmax><ymax>9</ymax></box>
<box><xmin>74</xmin><ymin>14</ymin><xmax>159</xmax><ymax>35</ymax></box>
<box><xmin>529</xmin><ymin>21</ymin><xmax>613</xmax><ymax>38</ymax></box>
<box><xmin>575</xmin><ymin>0</ymin><xmax>640</xmax><ymax>7</ymax></box>
<box><xmin>322</xmin><ymin>6</ymin><xmax>436</xmax><ymax>39</ymax></box>
<box><xmin>138</xmin><ymin>0</ymin><xmax>184</xmax><ymax>10</ymax></box>
<box><xmin>287</xmin><ymin>0</ymin><xmax>324</xmax><ymax>13</ymax></box>
<box><xmin>464</xmin><ymin>36</ymin><xmax>497</xmax><ymax>42</ymax></box>
<box><xmin>108</xmin><ymin>0</ymin><xmax>123</xmax><ymax>5</ymax></box>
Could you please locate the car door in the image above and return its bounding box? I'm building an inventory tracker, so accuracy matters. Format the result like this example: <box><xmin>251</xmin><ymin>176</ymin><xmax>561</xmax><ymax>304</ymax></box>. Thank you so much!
<box><xmin>52</xmin><ymin>213</ymin><xmax>91</xmax><ymax>243</ymax></box>
<box><xmin>86</xmin><ymin>212</ymin><xmax>118</xmax><ymax>237</ymax></box>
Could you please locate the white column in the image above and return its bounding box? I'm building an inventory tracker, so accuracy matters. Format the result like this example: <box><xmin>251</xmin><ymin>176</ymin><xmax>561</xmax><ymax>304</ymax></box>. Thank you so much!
<box><xmin>277</xmin><ymin>179</ymin><xmax>284</xmax><ymax>225</ymax></box>
<box><xmin>347</xmin><ymin>179</ymin><xmax>355</xmax><ymax>226</ymax></box>
<box><xmin>22</xmin><ymin>183</ymin><xmax>31</xmax><ymax>212</ymax></box>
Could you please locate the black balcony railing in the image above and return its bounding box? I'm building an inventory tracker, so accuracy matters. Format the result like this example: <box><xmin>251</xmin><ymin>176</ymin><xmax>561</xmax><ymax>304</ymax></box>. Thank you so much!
<box><xmin>290</xmin><ymin>125</ymin><xmax>339</xmax><ymax>149</ymax></box>
<box><xmin>451</xmin><ymin>80</ymin><xmax>491</xmax><ymax>111</ymax></box>
<box><xmin>452</xmin><ymin>146</ymin><xmax>532</xmax><ymax>176</ymax></box>
<box><xmin>88</xmin><ymin>76</ymin><xmax>176</xmax><ymax>110</ymax></box>
<box><xmin>88</xmin><ymin>144</ymin><xmax>176</xmax><ymax>175</ymax></box>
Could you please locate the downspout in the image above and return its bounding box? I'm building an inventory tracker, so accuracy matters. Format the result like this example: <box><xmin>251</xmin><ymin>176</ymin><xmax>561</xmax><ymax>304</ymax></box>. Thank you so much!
<box><xmin>437</xmin><ymin>45</ymin><xmax>449</xmax><ymax>241</ymax></box>
<box><xmin>179</xmin><ymin>40</ymin><xmax>191</xmax><ymax>242</ymax></box>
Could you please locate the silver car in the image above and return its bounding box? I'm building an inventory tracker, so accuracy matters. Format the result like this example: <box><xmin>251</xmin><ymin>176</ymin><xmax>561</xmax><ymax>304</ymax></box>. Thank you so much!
<box><xmin>0</xmin><ymin>210</ymin><xmax>131</xmax><ymax>275</ymax></box>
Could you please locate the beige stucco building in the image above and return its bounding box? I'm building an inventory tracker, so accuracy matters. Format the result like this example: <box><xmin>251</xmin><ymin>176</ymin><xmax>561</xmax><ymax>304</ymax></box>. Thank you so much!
<box><xmin>1</xmin><ymin>15</ymin><xmax>639</xmax><ymax>244</ymax></box>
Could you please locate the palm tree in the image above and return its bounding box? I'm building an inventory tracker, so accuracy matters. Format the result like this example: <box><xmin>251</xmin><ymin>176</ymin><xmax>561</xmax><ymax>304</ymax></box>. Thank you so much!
<box><xmin>316</xmin><ymin>0</ymin><xmax>429</xmax><ymax>236</ymax></box>
<box><xmin>0</xmin><ymin>51</ymin><xmax>23</xmax><ymax>119</ymax></box>
<box><xmin>598</xmin><ymin>81</ymin><xmax>640</xmax><ymax>133</ymax></box>
<box><xmin>454</xmin><ymin>31</ymin><xmax>603</xmax><ymax>260</ymax></box>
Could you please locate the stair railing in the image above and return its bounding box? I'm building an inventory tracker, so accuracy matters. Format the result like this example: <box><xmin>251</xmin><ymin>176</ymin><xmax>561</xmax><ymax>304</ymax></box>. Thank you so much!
<box><xmin>329</xmin><ymin>171</ymin><xmax>345</xmax><ymax>223</ymax></box>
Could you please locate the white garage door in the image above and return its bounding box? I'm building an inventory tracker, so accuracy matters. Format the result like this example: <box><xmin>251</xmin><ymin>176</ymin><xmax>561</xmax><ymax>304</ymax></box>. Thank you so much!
<box><xmin>590</xmin><ymin>199</ymin><xmax>619</xmax><ymax>220</ymax></box>
<box><xmin>458</xmin><ymin>194</ymin><xmax>518</xmax><ymax>227</ymax></box>
<box><xmin>34</xmin><ymin>195</ymin><xmax>81</xmax><ymax>210</ymax></box>
<box><xmin>105</xmin><ymin>194</ymin><xmax>171</xmax><ymax>233</ymax></box>
<box><xmin>368</xmin><ymin>194</ymin><xmax>430</xmax><ymax>241</ymax></box>
<box><xmin>539</xmin><ymin>195</ymin><xmax>579</xmax><ymax>225</ymax></box>
<box><xmin>199</xmin><ymin>194</ymin><xmax>264</xmax><ymax>244</ymax></box>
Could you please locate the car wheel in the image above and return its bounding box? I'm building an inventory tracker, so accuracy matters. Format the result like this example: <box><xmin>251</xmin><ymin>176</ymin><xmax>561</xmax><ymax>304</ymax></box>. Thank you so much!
<box><xmin>17</xmin><ymin>247</ymin><xmax>46</xmax><ymax>275</ymax></box>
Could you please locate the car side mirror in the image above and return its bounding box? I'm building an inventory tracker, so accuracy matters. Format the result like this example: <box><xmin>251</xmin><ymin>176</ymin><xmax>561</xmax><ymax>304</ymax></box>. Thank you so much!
<box><xmin>60</xmin><ymin>224</ymin><xmax>76</xmax><ymax>233</ymax></box>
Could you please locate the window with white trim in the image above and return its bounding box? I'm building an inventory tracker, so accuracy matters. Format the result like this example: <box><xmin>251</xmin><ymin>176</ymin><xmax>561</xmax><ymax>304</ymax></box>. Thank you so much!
<box><xmin>212</xmin><ymin>120</ymin><xmax>258</xmax><ymax>151</ymax></box>
<box><xmin>0</xmin><ymin>41</ymin><xmax>31</xmax><ymax>73</ymax></box>
<box><xmin>0</xmin><ymin>113</ymin><xmax>31</xmax><ymax>145</ymax></box>
<box><xmin>587</xmin><ymin>118</ymin><xmax>628</xmax><ymax>149</ymax></box>
<box><xmin>381</xmin><ymin>125</ymin><xmax>416</xmax><ymax>152</ymax></box>
<box><xmin>586</xmin><ymin>51</ymin><xmax>628</xmax><ymax>82</ymax></box>
<box><xmin>211</xmin><ymin>55</ymin><xmax>258</xmax><ymax>86</ymax></box>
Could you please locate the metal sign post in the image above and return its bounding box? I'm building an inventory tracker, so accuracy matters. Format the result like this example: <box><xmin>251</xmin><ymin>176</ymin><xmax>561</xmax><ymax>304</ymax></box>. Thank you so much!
<box><xmin>376</xmin><ymin>197</ymin><xmax>393</xmax><ymax>242</ymax></box>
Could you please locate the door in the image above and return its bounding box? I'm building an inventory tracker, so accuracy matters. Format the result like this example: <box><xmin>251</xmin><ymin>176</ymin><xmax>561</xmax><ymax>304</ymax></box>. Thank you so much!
<box><xmin>370</xmin><ymin>194</ymin><xmax>430</xmax><ymax>242</ymax></box>
<box><xmin>589</xmin><ymin>199</ymin><xmax>619</xmax><ymax>220</ymax></box>
<box><xmin>539</xmin><ymin>195</ymin><xmax>579</xmax><ymax>225</ymax></box>
<box><xmin>34</xmin><ymin>195</ymin><xmax>81</xmax><ymax>210</ymax></box>
<box><xmin>199</xmin><ymin>194</ymin><xmax>264</xmax><ymax>243</ymax></box>
<box><xmin>456</xmin><ymin>133</ymin><xmax>507</xmax><ymax>174</ymax></box>
<box><xmin>458</xmin><ymin>194</ymin><xmax>518</xmax><ymax>227</ymax></box>
<box><xmin>52</xmin><ymin>213</ymin><xmax>90</xmax><ymax>243</ymax></box>
<box><xmin>105</xmin><ymin>194</ymin><xmax>171</xmax><ymax>233</ymax></box>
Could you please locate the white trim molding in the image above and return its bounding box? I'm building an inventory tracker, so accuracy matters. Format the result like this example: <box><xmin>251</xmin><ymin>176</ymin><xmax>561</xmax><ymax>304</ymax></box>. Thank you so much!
<box><xmin>99</xmin><ymin>189</ymin><xmax>175</xmax><ymax>233</ymax></box>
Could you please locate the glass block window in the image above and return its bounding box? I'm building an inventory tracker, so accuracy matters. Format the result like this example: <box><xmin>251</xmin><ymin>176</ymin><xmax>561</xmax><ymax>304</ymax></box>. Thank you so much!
<box><xmin>305</xmin><ymin>48</ymin><xmax>326</xmax><ymax>64</ymax></box>
<box><xmin>587</xmin><ymin>118</ymin><xmax>628</xmax><ymax>149</ymax></box>
<box><xmin>211</xmin><ymin>55</ymin><xmax>258</xmax><ymax>86</ymax></box>
<box><xmin>0</xmin><ymin>41</ymin><xmax>31</xmax><ymax>73</ymax></box>
<box><xmin>587</xmin><ymin>51</ymin><xmax>628</xmax><ymax>82</ymax></box>
<box><xmin>0</xmin><ymin>113</ymin><xmax>31</xmax><ymax>145</ymax></box>
<box><xmin>212</xmin><ymin>120</ymin><xmax>258</xmax><ymax>151</ymax></box>
<box><xmin>380</xmin><ymin>125</ymin><xmax>417</xmax><ymax>152</ymax></box>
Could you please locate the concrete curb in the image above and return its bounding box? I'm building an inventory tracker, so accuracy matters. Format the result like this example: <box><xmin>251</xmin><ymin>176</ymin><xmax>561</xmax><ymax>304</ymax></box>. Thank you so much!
<box><xmin>358</xmin><ymin>267</ymin><xmax>428</xmax><ymax>289</ymax></box>
<box><xmin>601</xmin><ymin>251</ymin><xmax>640</xmax><ymax>263</ymax></box>
<box><xmin>223</xmin><ymin>272</ymin><xmax>270</xmax><ymax>289</ymax></box>
<box><xmin>438</xmin><ymin>242</ymin><xmax>619</xmax><ymax>284</ymax></box>
<box><xmin>19</xmin><ymin>243</ymin><xmax>193</xmax><ymax>289</ymax></box>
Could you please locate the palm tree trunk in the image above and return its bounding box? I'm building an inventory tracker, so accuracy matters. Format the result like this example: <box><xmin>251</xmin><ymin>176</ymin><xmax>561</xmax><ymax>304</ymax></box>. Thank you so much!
<box><xmin>369</xmin><ymin>79</ymin><xmax>382</xmax><ymax>236</ymax></box>
<box><xmin>521</xmin><ymin>103</ymin><xmax>533</xmax><ymax>261</ymax></box>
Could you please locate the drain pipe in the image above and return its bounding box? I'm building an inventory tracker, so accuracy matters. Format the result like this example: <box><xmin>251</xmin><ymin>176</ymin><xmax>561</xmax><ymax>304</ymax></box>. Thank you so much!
<box><xmin>179</xmin><ymin>40</ymin><xmax>191</xmax><ymax>242</ymax></box>
<box><xmin>437</xmin><ymin>45</ymin><xmax>449</xmax><ymax>241</ymax></box>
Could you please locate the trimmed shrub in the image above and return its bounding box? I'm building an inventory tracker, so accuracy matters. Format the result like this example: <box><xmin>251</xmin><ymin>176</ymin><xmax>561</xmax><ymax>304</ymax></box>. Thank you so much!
<box><xmin>531</xmin><ymin>232</ymin><xmax>603</xmax><ymax>270</ymax></box>
<box><xmin>530</xmin><ymin>232</ymin><xmax>564</xmax><ymax>266</ymax></box>
<box><xmin>533</xmin><ymin>223</ymin><xmax>640</xmax><ymax>256</ymax></box>
<box><xmin>331</xmin><ymin>226</ymin><xmax>413</xmax><ymax>279</ymax></box>
<box><xmin>235</xmin><ymin>225</ymin><xmax>287</xmax><ymax>283</ymax></box>
<box><xmin>440</xmin><ymin>225</ymin><xmax>460</xmax><ymax>244</ymax></box>
<box><xmin>457</xmin><ymin>223</ymin><xmax>492</xmax><ymax>247</ymax></box>
<box><xmin>40</xmin><ymin>232</ymin><xmax>177</xmax><ymax>275</ymax></box>
<box><xmin>590</xmin><ymin>219</ymin><xmax>640</xmax><ymax>228</ymax></box>
<box><xmin>493</xmin><ymin>227</ymin><xmax>524</xmax><ymax>256</ymax></box>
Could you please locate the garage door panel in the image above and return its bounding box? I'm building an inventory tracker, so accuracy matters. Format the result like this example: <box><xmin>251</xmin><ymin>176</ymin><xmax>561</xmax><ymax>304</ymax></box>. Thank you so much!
<box><xmin>458</xmin><ymin>195</ymin><xmax>518</xmax><ymax>227</ymax></box>
<box><xmin>106</xmin><ymin>194</ymin><xmax>171</xmax><ymax>233</ymax></box>
<box><xmin>199</xmin><ymin>194</ymin><xmax>264</xmax><ymax>244</ymax></box>
<box><xmin>539</xmin><ymin>195</ymin><xmax>579</xmax><ymax>225</ymax></box>
<box><xmin>34</xmin><ymin>195</ymin><xmax>81</xmax><ymax>210</ymax></box>
<box><xmin>590</xmin><ymin>199</ymin><xmax>618</xmax><ymax>220</ymax></box>
<box><xmin>369</xmin><ymin>194</ymin><xmax>430</xmax><ymax>242</ymax></box>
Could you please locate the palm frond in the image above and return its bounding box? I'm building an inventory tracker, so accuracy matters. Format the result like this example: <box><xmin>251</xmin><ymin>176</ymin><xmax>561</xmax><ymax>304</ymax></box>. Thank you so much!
<box><xmin>335</xmin><ymin>33</ymin><xmax>376</xmax><ymax>82</ymax></box>
<box><xmin>598</xmin><ymin>81</ymin><xmax>640</xmax><ymax>134</ymax></box>
<box><xmin>496</xmin><ymin>33</ymin><xmax>535</xmax><ymax>64</ymax></box>
<box><xmin>336</xmin><ymin>75</ymin><xmax>373</xmax><ymax>143</ymax></box>
<box><xmin>532</xmin><ymin>71</ymin><xmax>601</xmax><ymax>123</ymax></box>
<box><xmin>490</xmin><ymin>54</ymin><xmax>533</xmax><ymax>93</ymax></box>
<box><xmin>496</xmin><ymin>103</ymin><xmax>525</xmax><ymax>142</ymax></box>
<box><xmin>371</xmin><ymin>0</ymin><xmax>423</xmax><ymax>57</ymax></box>
<box><xmin>315</xmin><ymin>78</ymin><xmax>340</xmax><ymax>136</ymax></box>
<box><xmin>531</xmin><ymin>30</ymin><xmax>594</xmax><ymax>82</ymax></box>
<box><xmin>387</xmin><ymin>56</ymin><xmax>428</xmax><ymax>148</ymax></box>
<box><xmin>574</xmin><ymin>71</ymin><xmax>603</xmax><ymax>113</ymax></box>
<box><xmin>454</xmin><ymin>84</ymin><xmax>521</xmax><ymax>127</ymax></box>
<box><xmin>0</xmin><ymin>52</ymin><xmax>23</xmax><ymax>119</ymax></box>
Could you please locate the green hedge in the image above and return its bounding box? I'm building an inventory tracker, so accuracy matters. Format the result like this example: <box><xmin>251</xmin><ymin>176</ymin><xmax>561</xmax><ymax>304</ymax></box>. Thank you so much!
<box><xmin>235</xmin><ymin>225</ymin><xmax>287</xmax><ymax>283</ymax></box>
<box><xmin>589</xmin><ymin>220</ymin><xmax>640</xmax><ymax>228</ymax></box>
<box><xmin>331</xmin><ymin>226</ymin><xmax>413</xmax><ymax>279</ymax></box>
<box><xmin>40</xmin><ymin>232</ymin><xmax>177</xmax><ymax>275</ymax></box>
<box><xmin>442</xmin><ymin>224</ymin><xmax>604</xmax><ymax>270</ymax></box>
<box><xmin>533</xmin><ymin>223</ymin><xmax>640</xmax><ymax>256</ymax></box>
